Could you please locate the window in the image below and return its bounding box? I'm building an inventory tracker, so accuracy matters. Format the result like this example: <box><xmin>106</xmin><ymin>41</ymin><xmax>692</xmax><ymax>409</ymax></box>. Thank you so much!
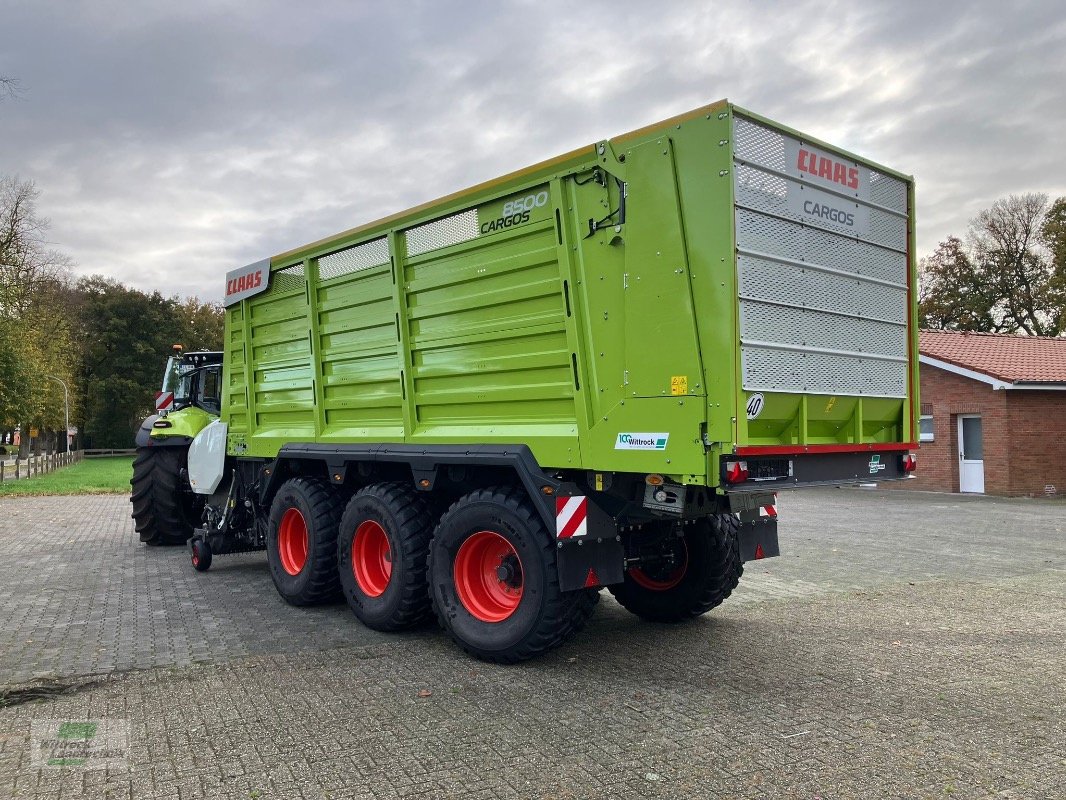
<box><xmin>919</xmin><ymin>414</ymin><xmax>935</xmax><ymax>442</ymax></box>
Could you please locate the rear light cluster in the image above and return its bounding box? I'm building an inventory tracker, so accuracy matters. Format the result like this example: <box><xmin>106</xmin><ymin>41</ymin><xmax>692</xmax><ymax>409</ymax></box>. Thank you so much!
<box><xmin>901</xmin><ymin>453</ymin><xmax>917</xmax><ymax>473</ymax></box>
<box><xmin>724</xmin><ymin>460</ymin><xmax>749</xmax><ymax>483</ymax></box>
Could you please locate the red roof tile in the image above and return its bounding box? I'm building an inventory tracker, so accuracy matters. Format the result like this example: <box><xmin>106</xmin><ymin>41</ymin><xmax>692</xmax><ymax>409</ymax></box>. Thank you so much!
<box><xmin>919</xmin><ymin>330</ymin><xmax>1066</xmax><ymax>384</ymax></box>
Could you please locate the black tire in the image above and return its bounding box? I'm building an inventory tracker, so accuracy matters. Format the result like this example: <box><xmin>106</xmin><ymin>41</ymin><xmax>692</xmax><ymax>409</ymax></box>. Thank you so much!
<box><xmin>337</xmin><ymin>483</ymin><xmax>435</xmax><ymax>631</ymax></box>
<box><xmin>609</xmin><ymin>514</ymin><xmax>743</xmax><ymax>623</ymax></box>
<box><xmin>190</xmin><ymin>537</ymin><xmax>212</xmax><ymax>572</ymax></box>
<box><xmin>266</xmin><ymin>477</ymin><xmax>342</xmax><ymax>606</ymax></box>
<box><xmin>428</xmin><ymin>486</ymin><xmax>599</xmax><ymax>663</ymax></box>
<box><xmin>130</xmin><ymin>446</ymin><xmax>203</xmax><ymax>546</ymax></box>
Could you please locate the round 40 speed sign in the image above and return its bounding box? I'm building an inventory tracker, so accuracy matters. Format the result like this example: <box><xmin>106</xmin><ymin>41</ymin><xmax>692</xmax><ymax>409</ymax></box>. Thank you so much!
<box><xmin>745</xmin><ymin>393</ymin><xmax>765</xmax><ymax>420</ymax></box>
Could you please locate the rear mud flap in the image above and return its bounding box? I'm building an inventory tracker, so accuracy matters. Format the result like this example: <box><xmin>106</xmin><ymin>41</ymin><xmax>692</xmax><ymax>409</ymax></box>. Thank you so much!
<box><xmin>557</xmin><ymin>537</ymin><xmax>625</xmax><ymax>592</ymax></box>
<box><xmin>554</xmin><ymin>494</ymin><xmax>624</xmax><ymax>592</ymax></box>
<box><xmin>736</xmin><ymin>508</ymin><xmax>780</xmax><ymax>562</ymax></box>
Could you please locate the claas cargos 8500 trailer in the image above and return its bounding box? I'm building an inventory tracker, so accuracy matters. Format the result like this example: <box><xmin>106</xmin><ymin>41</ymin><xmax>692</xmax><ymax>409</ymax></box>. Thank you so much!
<box><xmin>132</xmin><ymin>99</ymin><xmax>919</xmax><ymax>662</ymax></box>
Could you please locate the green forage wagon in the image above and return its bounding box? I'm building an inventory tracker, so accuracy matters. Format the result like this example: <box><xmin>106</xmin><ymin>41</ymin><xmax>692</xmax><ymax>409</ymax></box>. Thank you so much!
<box><xmin>132</xmin><ymin>100</ymin><xmax>919</xmax><ymax>662</ymax></box>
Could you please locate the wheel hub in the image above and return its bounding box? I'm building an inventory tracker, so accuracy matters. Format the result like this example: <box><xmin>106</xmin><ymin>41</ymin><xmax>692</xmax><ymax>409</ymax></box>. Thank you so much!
<box><xmin>352</xmin><ymin>519</ymin><xmax>393</xmax><ymax>598</ymax></box>
<box><xmin>454</xmin><ymin>531</ymin><xmax>524</xmax><ymax>623</ymax></box>
<box><xmin>278</xmin><ymin>507</ymin><xmax>309</xmax><ymax>576</ymax></box>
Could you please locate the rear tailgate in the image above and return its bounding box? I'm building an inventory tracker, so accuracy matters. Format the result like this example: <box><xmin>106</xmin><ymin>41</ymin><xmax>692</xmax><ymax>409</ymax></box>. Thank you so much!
<box><xmin>726</xmin><ymin>108</ymin><xmax>917</xmax><ymax>487</ymax></box>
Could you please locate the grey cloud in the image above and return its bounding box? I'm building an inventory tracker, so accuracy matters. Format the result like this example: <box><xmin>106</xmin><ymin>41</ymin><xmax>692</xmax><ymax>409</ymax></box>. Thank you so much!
<box><xmin>1</xmin><ymin>0</ymin><xmax>1064</xmax><ymax>302</ymax></box>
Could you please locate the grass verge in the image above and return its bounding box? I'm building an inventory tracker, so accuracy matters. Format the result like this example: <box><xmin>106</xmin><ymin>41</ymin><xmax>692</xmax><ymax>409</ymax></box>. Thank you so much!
<box><xmin>0</xmin><ymin>456</ymin><xmax>132</xmax><ymax>497</ymax></box>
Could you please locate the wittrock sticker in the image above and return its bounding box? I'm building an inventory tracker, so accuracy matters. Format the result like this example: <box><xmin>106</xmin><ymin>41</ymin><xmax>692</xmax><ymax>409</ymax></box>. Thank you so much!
<box><xmin>615</xmin><ymin>433</ymin><xmax>669</xmax><ymax>451</ymax></box>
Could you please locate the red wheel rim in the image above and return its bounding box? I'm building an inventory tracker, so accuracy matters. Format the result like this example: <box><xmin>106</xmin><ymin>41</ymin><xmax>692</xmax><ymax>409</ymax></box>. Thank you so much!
<box><xmin>278</xmin><ymin>507</ymin><xmax>309</xmax><ymax>576</ymax></box>
<box><xmin>453</xmin><ymin>531</ymin><xmax>524</xmax><ymax>623</ymax></box>
<box><xmin>191</xmin><ymin>550</ymin><xmax>199</xmax><ymax>567</ymax></box>
<box><xmin>629</xmin><ymin>540</ymin><xmax>688</xmax><ymax>591</ymax></box>
<box><xmin>352</xmin><ymin>520</ymin><xmax>392</xmax><ymax>597</ymax></box>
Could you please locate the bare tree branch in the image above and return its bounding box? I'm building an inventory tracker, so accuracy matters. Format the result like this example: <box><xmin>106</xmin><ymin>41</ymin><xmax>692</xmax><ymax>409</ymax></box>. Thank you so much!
<box><xmin>0</xmin><ymin>76</ymin><xmax>24</xmax><ymax>101</ymax></box>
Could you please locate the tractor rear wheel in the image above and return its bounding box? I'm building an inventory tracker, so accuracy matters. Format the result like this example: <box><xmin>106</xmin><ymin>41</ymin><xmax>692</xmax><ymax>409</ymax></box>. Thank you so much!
<box><xmin>130</xmin><ymin>446</ymin><xmax>203</xmax><ymax>546</ymax></box>
<box><xmin>337</xmin><ymin>482</ymin><xmax>434</xmax><ymax>631</ymax></box>
<box><xmin>428</xmin><ymin>486</ymin><xmax>598</xmax><ymax>663</ymax></box>
<box><xmin>266</xmin><ymin>477</ymin><xmax>343</xmax><ymax>606</ymax></box>
<box><xmin>609</xmin><ymin>514</ymin><xmax>743</xmax><ymax>622</ymax></box>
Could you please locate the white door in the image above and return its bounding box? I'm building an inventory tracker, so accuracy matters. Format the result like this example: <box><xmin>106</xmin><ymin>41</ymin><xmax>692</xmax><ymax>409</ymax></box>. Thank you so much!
<box><xmin>958</xmin><ymin>415</ymin><xmax>985</xmax><ymax>493</ymax></box>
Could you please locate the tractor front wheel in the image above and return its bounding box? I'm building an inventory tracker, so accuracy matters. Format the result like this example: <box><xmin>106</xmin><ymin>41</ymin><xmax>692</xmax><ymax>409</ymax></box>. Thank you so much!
<box><xmin>130</xmin><ymin>446</ymin><xmax>203</xmax><ymax>546</ymax></box>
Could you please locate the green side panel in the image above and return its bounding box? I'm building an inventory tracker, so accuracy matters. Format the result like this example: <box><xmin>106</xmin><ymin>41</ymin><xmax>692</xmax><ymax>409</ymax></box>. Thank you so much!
<box><xmin>222</xmin><ymin>303</ymin><xmax>248</xmax><ymax>451</ymax></box>
<box><xmin>244</xmin><ymin>265</ymin><xmax>315</xmax><ymax>451</ymax></box>
<box><xmin>404</xmin><ymin>187</ymin><xmax>581</xmax><ymax>466</ymax></box>
<box><xmin>315</xmin><ymin>243</ymin><xmax>404</xmax><ymax>441</ymax></box>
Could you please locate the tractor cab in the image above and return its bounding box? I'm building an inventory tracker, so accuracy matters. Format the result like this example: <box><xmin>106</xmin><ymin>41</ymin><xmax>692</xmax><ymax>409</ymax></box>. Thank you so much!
<box><xmin>161</xmin><ymin>346</ymin><xmax>223</xmax><ymax>417</ymax></box>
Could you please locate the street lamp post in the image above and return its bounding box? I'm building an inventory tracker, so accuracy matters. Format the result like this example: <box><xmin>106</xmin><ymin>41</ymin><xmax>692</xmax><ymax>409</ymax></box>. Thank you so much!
<box><xmin>44</xmin><ymin>375</ymin><xmax>70</xmax><ymax>453</ymax></box>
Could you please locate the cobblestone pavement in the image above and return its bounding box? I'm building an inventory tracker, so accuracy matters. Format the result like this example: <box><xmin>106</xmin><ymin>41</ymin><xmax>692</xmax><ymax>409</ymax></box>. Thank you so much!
<box><xmin>0</xmin><ymin>489</ymin><xmax>1064</xmax><ymax>798</ymax></box>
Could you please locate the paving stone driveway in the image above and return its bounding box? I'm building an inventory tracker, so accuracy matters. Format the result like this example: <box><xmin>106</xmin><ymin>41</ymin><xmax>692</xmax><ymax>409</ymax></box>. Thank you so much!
<box><xmin>0</xmin><ymin>488</ymin><xmax>1064</xmax><ymax>798</ymax></box>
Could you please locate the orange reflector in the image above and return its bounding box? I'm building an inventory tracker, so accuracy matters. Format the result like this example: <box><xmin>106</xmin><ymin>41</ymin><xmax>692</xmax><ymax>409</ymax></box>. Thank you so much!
<box><xmin>645</xmin><ymin>474</ymin><xmax>664</xmax><ymax>486</ymax></box>
<box><xmin>754</xmin><ymin>543</ymin><xmax>765</xmax><ymax>560</ymax></box>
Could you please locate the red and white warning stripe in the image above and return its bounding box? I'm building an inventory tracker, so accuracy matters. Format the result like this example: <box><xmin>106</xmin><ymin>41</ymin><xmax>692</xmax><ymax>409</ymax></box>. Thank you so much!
<box><xmin>556</xmin><ymin>496</ymin><xmax>588</xmax><ymax>539</ymax></box>
<box><xmin>155</xmin><ymin>391</ymin><xmax>174</xmax><ymax>412</ymax></box>
<box><xmin>759</xmin><ymin>504</ymin><xmax>777</xmax><ymax>518</ymax></box>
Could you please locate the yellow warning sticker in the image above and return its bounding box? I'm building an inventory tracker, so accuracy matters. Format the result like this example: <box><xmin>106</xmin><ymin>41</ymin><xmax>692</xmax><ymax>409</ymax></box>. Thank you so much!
<box><xmin>670</xmin><ymin>375</ymin><xmax>688</xmax><ymax>396</ymax></box>
<box><xmin>825</xmin><ymin>396</ymin><xmax>838</xmax><ymax>413</ymax></box>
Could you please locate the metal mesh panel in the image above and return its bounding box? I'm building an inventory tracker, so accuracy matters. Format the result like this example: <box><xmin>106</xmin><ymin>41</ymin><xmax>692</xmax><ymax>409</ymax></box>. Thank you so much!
<box><xmin>405</xmin><ymin>209</ymin><xmax>480</xmax><ymax>257</ymax></box>
<box><xmin>740</xmin><ymin>300</ymin><xmax>908</xmax><ymax>357</ymax></box>
<box><xmin>734</xmin><ymin>115</ymin><xmax>908</xmax><ymax>214</ymax></box>
<box><xmin>318</xmin><ymin>238</ymin><xmax>389</xmax><ymax>282</ymax></box>
<box><xmin>736</xmin><ymin>209</ymin><xmax>906</xmax><ymax>285</ymax></box>
<box><xmin>272</xmin><ymin>263</ymin><xmax>305</xmax><ymax>294</ymax></box>
<box><xmin>735</xmin><ymin>163</ymin><xmax>907</xmax><ymax>252</ymax></box>
<box><xmin>732</xmin><ymin>114</ymin><xmax>910</xmax><ymax>399</ymax></box>
<box><xmin>733</xmin><ymin>116</ymin><xmax>787</xmax><ymax>172</ymax></box>
<box><xmin>738</xmin><ymin>255</ymin><xmax>907</xmax><ymax>324</ymax></box>
<box><xmin>870</xmin><ymin>171</ymin><xmax>907</xmax><ymax>212</ymax></box>
<box><xmin>741</xmin><ymin>346</ymin><xmax>907</xmax><ymax>397</ymax></box>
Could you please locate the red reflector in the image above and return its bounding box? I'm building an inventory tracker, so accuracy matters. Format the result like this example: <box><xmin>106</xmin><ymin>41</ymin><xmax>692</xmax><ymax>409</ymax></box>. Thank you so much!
<box><xmin>754</xmin><ymin>543</ymin><xmax>765</xmax><ymax>560</ymax></box>
<box><xmin>902</xmin><ymin>453</ymin><xmax>917</xmax><ymax>473</ymax></box>
<box><xmin>584</xmin><ymin>568</ymin><xmax>600</xmax><ymax>588</ymax></box>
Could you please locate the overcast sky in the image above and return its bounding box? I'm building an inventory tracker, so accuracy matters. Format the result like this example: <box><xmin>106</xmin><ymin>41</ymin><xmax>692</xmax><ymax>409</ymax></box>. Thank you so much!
<box><xmin>2</xmin><ymin>0</ymin><xmax>1064</xmax><ymax>302</ymax></box>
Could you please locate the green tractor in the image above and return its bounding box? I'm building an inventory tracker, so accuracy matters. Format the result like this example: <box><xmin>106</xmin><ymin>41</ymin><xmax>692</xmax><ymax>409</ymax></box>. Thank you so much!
<box><xmin>130</xmin><ymin>345</ymin><xmax>223</xmax><ymax>545</ymax></box>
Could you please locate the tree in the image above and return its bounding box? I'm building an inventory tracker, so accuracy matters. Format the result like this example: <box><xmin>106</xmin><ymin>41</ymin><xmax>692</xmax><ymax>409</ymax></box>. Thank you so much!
<box><xmin>74</xmin><ymin>278</ymin><xmax>223</xmax><ymax>448</ymax></box>
<box><xmin>0</xmin><ymin>318</ymin><xmax>33</xmax><ymax>430</ymax></box>
<box><xmin>0</xmin><ymin>176</ymin><xmax>75</xmax><ymax>453</ymax></box>
<box><xmin>919</xmin><ymin>193</ymin><xmax>1066</xmax><ymax>336</ymax></box>
<box><xmin>174</xmin><ymin>296</ymin><xmax>225</xmax><ymax>351</ymax></box>
<box><xmin>0</xmin><ymin>176</ymin><xmax>72</xmax><ymax>317</ymax></box>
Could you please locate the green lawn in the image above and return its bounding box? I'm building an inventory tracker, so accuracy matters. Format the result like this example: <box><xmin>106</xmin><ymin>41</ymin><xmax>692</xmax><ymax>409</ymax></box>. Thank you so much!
<box><xmin>0</xmin><ymin>456</ymin><xmax>133</xmax><ymax>497</ymax></box>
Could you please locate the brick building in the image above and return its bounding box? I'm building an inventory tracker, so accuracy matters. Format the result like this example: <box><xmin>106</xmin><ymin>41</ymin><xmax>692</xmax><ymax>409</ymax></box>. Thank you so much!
<box><xmin>909</xmin><ymin>331</ymin><xmax>1066</xmax><ymax>496</ymax></box>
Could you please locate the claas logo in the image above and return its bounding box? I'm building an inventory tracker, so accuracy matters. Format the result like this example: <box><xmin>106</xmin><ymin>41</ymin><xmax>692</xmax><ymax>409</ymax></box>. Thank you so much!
<box><xmin>226</xmin><ymin>270</ymin><xmax>263</xmax><ymax>297</ymax></box>
<box><xmin>797</xmin><ymin>148</ymin><xmax>859</xmax><ymax>191</ymax></box>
